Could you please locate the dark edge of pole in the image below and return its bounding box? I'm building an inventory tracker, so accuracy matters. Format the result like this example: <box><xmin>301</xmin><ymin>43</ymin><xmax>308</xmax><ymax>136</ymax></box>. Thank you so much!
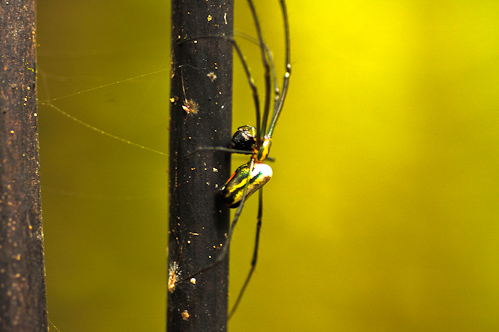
<box><xmin>0</xmin><ymin>1</ymin><xmax>49</xmax><ymax>332</ymax></box>
<box><xmin>168</xmin><ymin>0</ymin><xmax>233</xmax><ymax>331</ymax></box>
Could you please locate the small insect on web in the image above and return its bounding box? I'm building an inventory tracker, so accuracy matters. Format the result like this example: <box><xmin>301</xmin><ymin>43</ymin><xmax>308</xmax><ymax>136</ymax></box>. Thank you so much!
<box><xmin>183</xmin><ymin>0</ymin><xmax>291</xmax><ymax>318</ymax></box>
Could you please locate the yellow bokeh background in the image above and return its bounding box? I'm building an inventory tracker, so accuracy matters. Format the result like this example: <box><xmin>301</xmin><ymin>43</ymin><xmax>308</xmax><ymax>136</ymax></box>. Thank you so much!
<box><xmin>38</xmin><ymin>0</ymin><xmax>499</xmax><ymax>331</ymax></box>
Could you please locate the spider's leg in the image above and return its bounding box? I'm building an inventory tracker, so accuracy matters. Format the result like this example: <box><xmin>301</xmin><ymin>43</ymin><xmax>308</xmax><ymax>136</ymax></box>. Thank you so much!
<box><xmin>179</xmin><ymin>159</ymin><xmax>256</xmax><ymax>282</ymax></box>
<box><xmin>229</xmin><ymin>187</ymin><xmax>263</xmax><ymax>319</ymax></box>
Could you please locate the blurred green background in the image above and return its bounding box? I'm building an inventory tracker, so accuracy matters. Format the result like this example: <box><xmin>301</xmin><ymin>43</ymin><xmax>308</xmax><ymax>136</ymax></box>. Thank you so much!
<box><xmin>37</xmin><ymin>0</ymin><xmax>499</xmax><ymax>331</ymax></box>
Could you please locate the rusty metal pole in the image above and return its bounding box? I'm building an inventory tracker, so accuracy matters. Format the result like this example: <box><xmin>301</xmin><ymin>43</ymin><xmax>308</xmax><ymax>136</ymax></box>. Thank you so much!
<box><xmin>0</xmin><ymin>1</ymin><xmax>48</xmax><ymax>331</ymax></box>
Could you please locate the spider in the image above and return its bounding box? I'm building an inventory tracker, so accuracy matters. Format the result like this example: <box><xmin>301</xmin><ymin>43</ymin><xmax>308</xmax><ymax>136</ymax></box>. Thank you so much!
<box><xmin>184</xmin><ymin>0</ymin><xmax>291</xmax><ymax>318</ymax></box>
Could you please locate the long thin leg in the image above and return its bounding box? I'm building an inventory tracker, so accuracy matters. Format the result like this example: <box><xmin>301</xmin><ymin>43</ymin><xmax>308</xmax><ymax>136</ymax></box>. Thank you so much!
<box><xmin>228</xmin><ymin>188</ymin><xmax>264</xmax><ymax>318</ymax></box>
<box><xmin>178</xmin><ymin>33</ymin><xmax>273</xmax><ymax>144</ymax></box>
<box><xmin>178</xmin><ymin>36</ymin><xmax>262</xmax><ymax>139</ymax></box>
<box><xmin>178</xmin><ymin>159</ymin><xmax>255</xmax><ymax>283</ymax></box>
<box><xmin>234</xmin><ymin>31</ymin><xmax>280</xmax><ymax>103</ymax></box>
<box><xmin>186</xmin><ymin>146</ymin><xmax>275</xmax><ymax>162</ymax></box>
<box><xmin>246</xmin><ymin>0</ymin><xmax>271</xmax><ymax>140</ymax></box>
<box><xmin>231</xmin><ymin>40</ymin><xmax>261</xmax><ymax>140</ymax></box>
<box><xmin>185</xmin><ymin>146</ymin><xmax>254</xmax><ymax>158</ymax></box>
<box><xmin>267</xmin><ymin>0</ymin><xmax>291</xmax><ymax>138</ymax></box>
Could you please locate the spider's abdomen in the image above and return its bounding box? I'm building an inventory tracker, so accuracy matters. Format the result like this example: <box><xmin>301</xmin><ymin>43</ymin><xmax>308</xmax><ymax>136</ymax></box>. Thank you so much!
<box><xmin>221</xmin><ymin>162</ymin><xmax>272</xmax><ymax>208</ymax></box>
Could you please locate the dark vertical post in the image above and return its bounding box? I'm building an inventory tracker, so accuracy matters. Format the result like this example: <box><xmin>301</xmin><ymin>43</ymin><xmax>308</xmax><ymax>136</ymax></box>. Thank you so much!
<box><xmin>0</xmin><ymin>1</ymin><xmax>48</xmax><ymax>331</ymax></box>
<box><xmin>168</xmin><ymin>0</ymin><xmax>233</xmax><ymax>331</ymax></box>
